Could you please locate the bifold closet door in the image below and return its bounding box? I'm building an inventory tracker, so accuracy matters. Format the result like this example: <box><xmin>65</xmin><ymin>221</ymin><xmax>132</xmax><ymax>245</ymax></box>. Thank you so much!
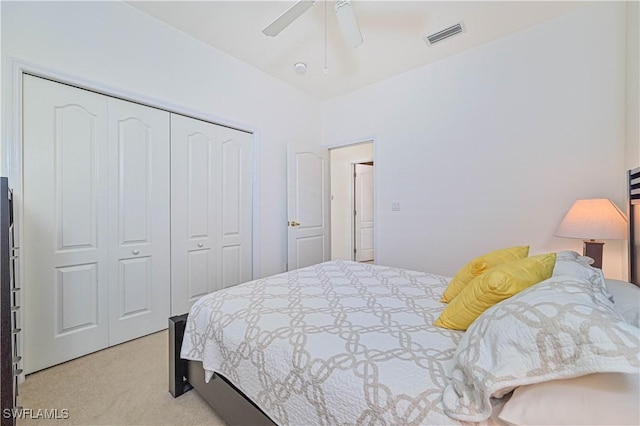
<box><xmin>23</xmin><ymin>75</ymin><xmax>110</xmax><ymax>373</ymax></box>
<box><xmin>170</xmin><ymin>114</ymin><xmax>252</xmax><ymax>316</ymax></box>
<box><xmin>23</xmin><ymin>76</ymin><xmax>171</xmax><ymax>373</ymax></box>
<box><xmin>107</xmin><ymin>98</ymin><xmax>170</xmax><ymax>346</ymax></box>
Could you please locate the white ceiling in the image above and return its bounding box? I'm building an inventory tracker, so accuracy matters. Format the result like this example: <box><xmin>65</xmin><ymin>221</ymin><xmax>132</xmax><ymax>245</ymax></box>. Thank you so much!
<box><xmin>128</xmin><ymin>1</ymin><xmax>591</xmax><ymax>101</ymax></box>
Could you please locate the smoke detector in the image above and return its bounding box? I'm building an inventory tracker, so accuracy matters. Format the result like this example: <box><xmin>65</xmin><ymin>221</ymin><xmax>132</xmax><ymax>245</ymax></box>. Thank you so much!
<box><xmin>294</xmin><ymin>62</ymin><xmax>307</xmax><ymax>74</ymax></box>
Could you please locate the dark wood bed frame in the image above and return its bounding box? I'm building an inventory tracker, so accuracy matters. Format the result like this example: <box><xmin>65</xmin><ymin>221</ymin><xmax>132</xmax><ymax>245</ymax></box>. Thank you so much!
<box><xmin>167</xmin><ymin>168</ymin><xmax>640</xmax><ymax>424</ymax></box>
<box><xmin>168</xmin><ymin>314</ymin><xmax>276</xmax><ymax>426</ymax></box>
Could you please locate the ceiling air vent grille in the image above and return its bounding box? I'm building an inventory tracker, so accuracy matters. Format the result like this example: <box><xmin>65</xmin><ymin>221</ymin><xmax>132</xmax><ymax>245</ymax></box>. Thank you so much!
<box><xmin>424</xmin><ymin>23</ymin><xmax>464</xmax><ymax>45</ymax></box>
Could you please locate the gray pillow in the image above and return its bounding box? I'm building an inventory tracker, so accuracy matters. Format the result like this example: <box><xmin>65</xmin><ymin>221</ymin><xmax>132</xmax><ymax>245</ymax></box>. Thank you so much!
<box><xmin>606</xmin><ymin>279</ymin><xmax>640</xmax><ymax>328</ymax></box>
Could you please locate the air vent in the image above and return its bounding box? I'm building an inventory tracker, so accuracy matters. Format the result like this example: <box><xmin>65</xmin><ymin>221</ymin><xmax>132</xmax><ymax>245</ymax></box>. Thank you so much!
<box><xmin>424</xmin><ymin>23</ymin><xmax>464</xmax><ymax>45</ymax></box>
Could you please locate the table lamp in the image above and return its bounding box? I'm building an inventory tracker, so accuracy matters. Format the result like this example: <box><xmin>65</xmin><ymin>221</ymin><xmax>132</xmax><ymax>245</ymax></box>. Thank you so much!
<box><xmin>555</xmin><ymin>198</ymin><xmax>628</xmax><ymax>269</ymax></box>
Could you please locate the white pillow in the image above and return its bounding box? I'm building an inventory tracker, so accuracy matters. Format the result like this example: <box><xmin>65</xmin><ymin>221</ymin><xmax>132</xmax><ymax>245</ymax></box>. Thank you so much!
<box><xmin>553</xmin><ymin>252</ymin><xmax>612</xmax><ymax>301</ymax></box>
<box><xmin>553</xmin><ymin>251</ymin><xmax>599</xmax><ymax>280</ymax></box>
<box><xmin>499</xmin><ymin>373</ymin><xmax>640</xmax><ymax>425</ymax></box>
<box><xmin>555</xmin><ymin>250</ymin><xmax>594</xmax><ymax>264</ymax></box>
<box><xmin>606</xmin><ymin>279</ymin><xmax>640</xmax><ymax>328</ymax></box>
<box><xmin>441</xmin><ymin>276</ymin><xmax>640</xmax><ymax>422</ymax></box>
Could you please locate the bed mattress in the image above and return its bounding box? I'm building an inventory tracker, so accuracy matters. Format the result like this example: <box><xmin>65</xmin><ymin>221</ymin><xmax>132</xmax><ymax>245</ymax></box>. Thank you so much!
<box><xmin>181</xmin><ymin>260</ymin><xmax>500</xmax><ymax>425</ymax></box>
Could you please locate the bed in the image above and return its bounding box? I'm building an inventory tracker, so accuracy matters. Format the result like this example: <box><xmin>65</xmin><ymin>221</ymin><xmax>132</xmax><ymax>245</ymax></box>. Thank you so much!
<box><xmin>178</xmin><ymin>261</ymin><xmax>474</xmax><ymax>425</ymax></box>
<box><xmin>169</xmin><ymin>177</ymin><xmax>640</xmax><ymax>425</ymax></box>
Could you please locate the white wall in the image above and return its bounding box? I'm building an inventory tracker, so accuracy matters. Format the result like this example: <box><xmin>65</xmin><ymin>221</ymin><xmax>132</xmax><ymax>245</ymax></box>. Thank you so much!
<box><xmin>322</xmin><ymin>3</ymin><xmax>627</xmax><ymax>279</ymax></box>
<box><xmin>3</xmin><ymin>2</ymin><xmax>633</xmax><ymax>280</ymax></box>
<box><xmin>330</xmin><ymin>142</ymin><xmax>374</xmax><ymax>260</ymax></box>
<box><xmin>1</xmin><ymin>1</ymin><xmax>322</xmax><ymax>277</ymax></box>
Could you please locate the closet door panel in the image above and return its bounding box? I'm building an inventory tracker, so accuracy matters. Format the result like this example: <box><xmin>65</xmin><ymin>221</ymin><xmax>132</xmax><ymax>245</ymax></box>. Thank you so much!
<box><xmin>171</xmin><ymin>114</ymin><xmax>220</xmax><ymax>315</ymax></box>
<box><xmin>118</xmin><ymin>257</ymin><xmax>151</xmax><ymax>316</ymax></box>
<box><xmin>221</xmin><ymin>245</ymin><xmax>241</xmax><ymax>289</ymax></box>
<box><xmin>187</xmin><ymin>134</ymin><xmax>212</xmax><ymax>238</ymax></box>
<box><xmin>23</xmin><ymin>75</ymin><xmax>110</xmax><ymax>373</ymax></box>
<box><xmin>56</xmin><ymin>264</ymin><xmax>99</xmax><ymax>333</ymax></box>
<box><xmin>118</xmin><ymin>118</ymin><xmax>151</xmax><ymax>242</ymax></box>
<box><xmin>222</xmin><ymin>140</ymin><xmax>241</xmax><ymax>236</ymax></box>
<box><xmin>219</xmin><ymin>129</ymin><xmax>253</xmax><ymax>288</ymax></box>
<box><xmin>107</xmin><ymin>98</ymin><xmax>170</xmax><ymax>345</ymax></box>
<box><xmin>187</xmin><ymin>249</ymin><xmax>211</xmax><ymax>300</ymax></box>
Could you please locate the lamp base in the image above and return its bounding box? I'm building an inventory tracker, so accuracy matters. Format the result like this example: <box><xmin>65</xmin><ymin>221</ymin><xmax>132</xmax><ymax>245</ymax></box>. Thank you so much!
<box><xmin>583</xmin><ymin>240</ymin><xmax>604</xmax><ymax>269</ymax></box>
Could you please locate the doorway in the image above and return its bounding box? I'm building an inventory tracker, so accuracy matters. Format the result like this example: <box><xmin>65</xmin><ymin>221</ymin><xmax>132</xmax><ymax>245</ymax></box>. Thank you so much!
<box><xmin>329</xmin><ymin>142</ymin><xmax>374</xmax><ymax>262</ymax></box>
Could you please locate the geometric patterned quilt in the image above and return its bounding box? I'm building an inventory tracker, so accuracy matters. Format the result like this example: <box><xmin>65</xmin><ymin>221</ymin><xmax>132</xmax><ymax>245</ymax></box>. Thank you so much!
<box><xmin>181</xmin><ymin>260</ymin><xmax>498</xmax><ymax>425</ymax></box>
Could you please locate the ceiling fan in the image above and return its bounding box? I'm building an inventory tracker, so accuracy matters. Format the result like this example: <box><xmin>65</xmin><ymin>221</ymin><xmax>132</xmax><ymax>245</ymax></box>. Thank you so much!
<box><xmin>262</xmin><ymin>0</ymin><xmax>364</xmax><ymax>49</ymax></box>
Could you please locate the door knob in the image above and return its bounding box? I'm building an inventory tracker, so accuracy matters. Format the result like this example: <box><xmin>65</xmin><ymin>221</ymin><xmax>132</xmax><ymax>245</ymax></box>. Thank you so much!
<box><xmin>132</xmin><ymin>249</ymin><xmax>140</xmax><ymax>255</ymax></box>
<box><xmin>198</xmin><ymin>242</ymin><xmax>204</xmax><ymax>248</ymax></box>
<box><xmin>289</xmin><ymin>221</ymin><xmax>300</xmax><ymax>227</ymax></box>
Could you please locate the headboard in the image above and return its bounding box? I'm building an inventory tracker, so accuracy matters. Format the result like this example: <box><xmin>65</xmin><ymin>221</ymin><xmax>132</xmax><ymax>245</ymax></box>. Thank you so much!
<box><xmin>628</xmin><ymin>167</ymin><xmax>640</xmax><ymax>287</ymax></box>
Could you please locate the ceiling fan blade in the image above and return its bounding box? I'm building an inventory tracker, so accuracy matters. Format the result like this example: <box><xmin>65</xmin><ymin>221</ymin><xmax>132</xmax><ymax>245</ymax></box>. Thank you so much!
<box><xmin>335</xmin><ymin>0</ymin><xmax>363</xmax><ymax>48</ymax></box>
<box><xmin>262</xmin><ymin>0</ymin><xmax>316</xmax><ymax>37</ymax></box>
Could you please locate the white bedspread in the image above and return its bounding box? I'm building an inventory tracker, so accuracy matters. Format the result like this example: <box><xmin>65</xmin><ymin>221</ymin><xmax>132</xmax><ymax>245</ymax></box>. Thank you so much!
<box><xmin>181</xmin><ymin>260</ymin><xmax>498</xmax><ymax>425</ymax></box>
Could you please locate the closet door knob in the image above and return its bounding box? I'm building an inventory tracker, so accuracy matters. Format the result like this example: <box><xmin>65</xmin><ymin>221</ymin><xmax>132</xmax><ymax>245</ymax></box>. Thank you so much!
<box><xmin>197</xmin><ymin>243</ymin><xmax>204</xmax><ymax>248</ymax></box>
<box><xmin>132</xmin><ymin>249</ymin><xmax>140</xmax><ymax>255</ymax></box>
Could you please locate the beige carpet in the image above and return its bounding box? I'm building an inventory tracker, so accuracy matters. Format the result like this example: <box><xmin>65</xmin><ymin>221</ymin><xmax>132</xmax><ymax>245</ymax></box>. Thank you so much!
<box><xmin>17</xmin><ymin>331</ymin><xmax>226</xmax><ymax>425</ymax></box>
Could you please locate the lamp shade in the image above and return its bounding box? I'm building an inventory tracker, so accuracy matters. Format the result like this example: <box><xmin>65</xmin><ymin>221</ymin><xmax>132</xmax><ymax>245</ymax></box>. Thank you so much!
<box><xmin>555</xmin><ymin>198</ymin><xmax>628</xmax><ymax>240</ymax></box>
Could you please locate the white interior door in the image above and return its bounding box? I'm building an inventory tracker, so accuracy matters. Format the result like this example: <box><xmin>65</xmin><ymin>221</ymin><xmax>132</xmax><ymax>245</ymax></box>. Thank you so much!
<box><xmin>287</xmin><ymin>146</ymin><xmax>330</xmax><ymax>270</ymax></box>
<box><xmin>354</xmin><ymin>164</ymin><xmax>374</xmax><ymax>262</ymax></box>
<box><xmin>107</xmin><ymin>98</ymin><xmax>170</xmax><ymax>345</ymax></box>
<box><xmin>23</xmin><ymin>75</ymin><xmax>110</xmax><ymax>373</ymax></box>
<box><xmin>170</xmin><ymin>114</ymin><xmax>252</xmax><ymax>315</ymax></box>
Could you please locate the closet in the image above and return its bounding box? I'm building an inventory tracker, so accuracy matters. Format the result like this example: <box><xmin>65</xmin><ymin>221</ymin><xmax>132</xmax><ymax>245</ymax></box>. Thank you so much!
<box><xmin>170</xmin><ymin>114</ymin><xmax>253</xmax><ymax>315</ymax></box>
<box><xmin>22</xmin><ymin>75</ymin><xmax>252</xmax><ymax>373</ymax></box>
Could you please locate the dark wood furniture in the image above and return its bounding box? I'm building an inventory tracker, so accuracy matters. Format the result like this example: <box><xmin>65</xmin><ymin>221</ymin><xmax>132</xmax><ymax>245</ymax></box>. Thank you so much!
<box><xmin>169</xmin><ymin>315</ymin><xmax>276</xmax><ymax>426</ymax></box>
<box><xmin>0</xmin><ymin>177</ymin><xmax>19</xmax><ymax>426</ymax></box>
<box><xmin>629</xmin><ymin>167</ymin><xmax>640</xmax><ymax>287</ymax></box>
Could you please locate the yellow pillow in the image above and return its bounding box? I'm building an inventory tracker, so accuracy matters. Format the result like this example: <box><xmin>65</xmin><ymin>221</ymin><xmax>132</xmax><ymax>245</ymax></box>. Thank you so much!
<box><xmin>440</xmin><ymin>246</ymin><xmax>530</xmax><ymax>303</ymax></box>
<box><xmin>434</xmin><ymin>253</ymin><xmax>556</xmax><ymax>331</ymax></box>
